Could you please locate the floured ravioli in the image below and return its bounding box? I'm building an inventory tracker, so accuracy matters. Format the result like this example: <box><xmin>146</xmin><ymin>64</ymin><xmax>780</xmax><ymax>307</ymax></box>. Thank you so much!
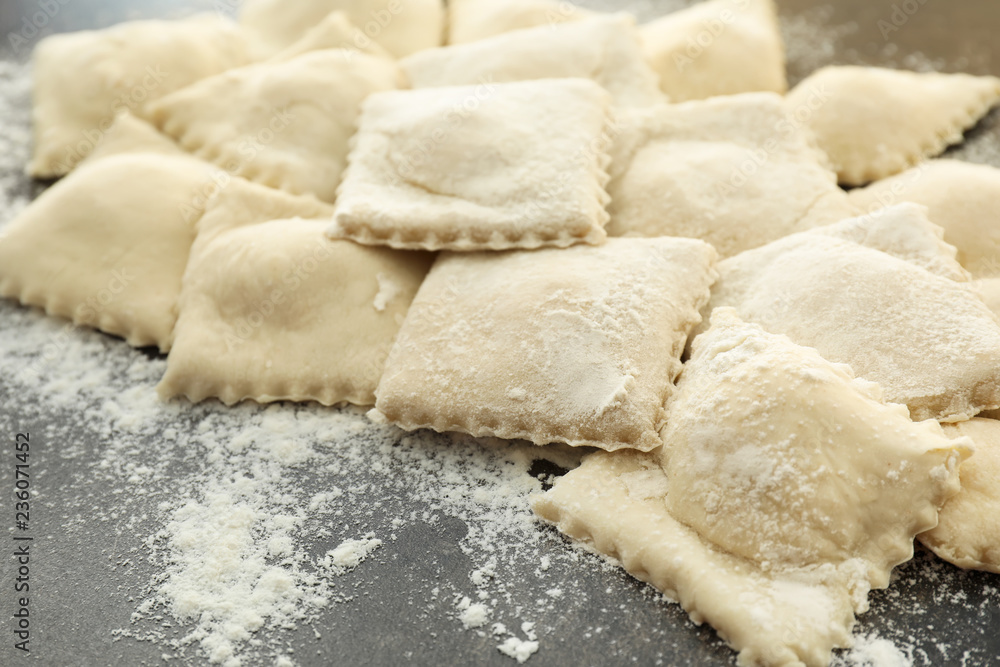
<box><xmin>328</xmin><ymin>79</ymin><xmax>613</xmax><ymax>251</ymax></box>
<box><xmin>606</xmin><ymin>93</ymin><xmax>855</xmax><ymax>257</ymax></box>
<box><xmin>30</xmin><ymin>15</ymin><xmax>255</xmax><ymax>177</ymax></box>
<box><xmin>786</xmin><ymin>67</ymin><xmax>1000</xmax><ymax>186</ymax></box>
<box><xmin>920</xmin><ymin>418</ymin><xmax>1000</xmax><ymax>574</ymax></box>
<box><xmin>159</xmin><ymin>179</ymin><xmax>432</xmax><ymax>407</ymax></box>
<box><xmin>701</xmin><ymin>206</ymin><xmax>1000</xmax><ymax>421</ymax></box>
<box><xmin>535</xmin><ymin>309</ymin><xmax>969</xmax><ymax>667</ymax></box>
<box><xmin>372</xmin><ymin>237</ymin><xmax>717</xmax><ymax>451</ymax></box>
<box><xmin>0</xmin><ymin>145</ymin><xmax>214</xmax><ymax>351</ymax></box>
<box><xmin>146</xmin><ymin>50</ymin><xmax>400</xmax><ymax>203</ymax></box>
<box><xmin>848</xmin><ymin>159</ymin><xmax>1000</xmax><ymax>277</ymax></box>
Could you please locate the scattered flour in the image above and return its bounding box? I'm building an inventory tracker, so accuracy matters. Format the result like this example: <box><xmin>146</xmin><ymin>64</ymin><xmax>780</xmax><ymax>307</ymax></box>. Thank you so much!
<box><xmin>372</xmin><ymin>273</ymin><xmax>402</xmax><ymax>312</ymax></box>
<box><xmin>0</xmin><ymin>60</ymin><xmax>32</xmax><ymax>228</ymax></box>
<box><xmin>325</xmin><ymin>535</ymin><xmax>382</xmax><ymax>570</ymax></box>
<box><xmin>457</xmin><ymin>596</ymin><xmax>491</xmax><ymax>629</ymax></box>
<box><xmin>836</xmin><ymin>634</ymin><xmax>914</xmax><ymax>667</ymax></box>
<box><xmin>498</xmin><ymin>636</ymin><xmax>541</xmax><ymax>664</ymax></box>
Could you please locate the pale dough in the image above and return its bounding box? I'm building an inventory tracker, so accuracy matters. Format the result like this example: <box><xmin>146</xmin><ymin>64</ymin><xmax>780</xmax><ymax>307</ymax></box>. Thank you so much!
<box><xmin>606</xmin><ymin>93</ymin><xmax>856</xmax><ymax>258</ymax></box>
<box><xmin>848</xmin><ymin>159</ymin><xmax>1000</xmax><ymax>277</ymax></box>
<box><xmin>974</xmin><ymin>277</ymin><xmax>1000</xmax><ymax>318</ymax></box>
<box><xmin>809</xmin><ymin>203</ymin><xmax>969</xmax><ymax>282</ymax></box>
<box><xmin>147</xmin><ymin>50</ymin><xmax>401</xmax><ymax>203</ymax></box>
<box><xmin>269</xmin><ymin>11</ymin><xmax>393</xmax><ymax>62</ymax></box>
<box><xmin>535</xmin><ymin>309</ymin><xmax>969</xmax><ymax>667</ymax></box>
<box><xmin>712</xmin><ymin>203</ymin><xmax>967</xmax><ymax>283</ymax></box>
<box><xmin>400</xmin><ymin>14</ymin><xmax>665</xmax><ymax>108</ymax></box>
<box><xmin>328</xmin><ymin>79</ymin><xmax>613</xmax><ymax>251</ymax></box>
<box><xmin>0</xmin><ymin>139</ymin><xmax>215</xmax><ymax>351</ymax></box>
<box><xmin>786</xmin><ymin>66</ymin><xmax>1000</xmax><ymax>186</ymax></box>
<box><xmin>920</xmin><ymin>418</ymin><xmax>1000</xmax><ymax>574</ymax></box>
<box><xmin>641</xmin><ymin>0</ymin><xmax>786</xmax><ymax>102</ymax></box>
<box><xmin>30</xmin><ymin>15</ymin><xmax>255</xmax><ymax>178</ymax></box>
<box><xmin>84</xmin><ymin>113</ymin><xmax>186</xmax><ymax>163</ymax></box>
<box><xmin>447</xmin><ymin>0</ymin><xmax>592</xmax><ymax>45</ymax></box>
<box><xmin>240</xmin><ymin>0</ymin><xmax>444</xmax><ymax>58</ymax></box>
<box><xmin>701</xmin><ymin>212</ymin><xmax>1000</xmax><ymax>421</ymax></box>
<box><xmin>159</xmin><ymin>179</ymin><xmax>432</xmax><ymax>407</ymax></box>
<box><xmin>372</xmin><ymin>237</ymin><xmax>718</xmax><ymax>451</ymax></box>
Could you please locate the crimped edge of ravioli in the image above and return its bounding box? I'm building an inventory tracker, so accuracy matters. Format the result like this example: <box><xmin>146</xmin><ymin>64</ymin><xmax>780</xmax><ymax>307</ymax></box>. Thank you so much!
<box><xmin>145</xmin><ymin>51</ymin><xmax>401</xmax><ymax>203</ymax></box>
<box><xmin>0</xmin><ymin>151</ymin><xmax>210</xmax><ymax>353</ymax></box>
<box><xmin>369</xmin><ymin>407</ymin><xmax>662</xmax><ymax>452</ymax></box>
<box><xmin>370</xmin><ymin>244</ymin><xmax>715</xmax><ymax>452</ymax></box>
<box><xmin>532</xmin><ymin>450</ymin><xmax>859</xmax><ymax>667</ymax></box>
<box><xmin>156</xmin><ymin>183</ymin><xmax>385</xmax><ymax>408</ymax></box>
<box><xmin>368</xmin><ymin>297</ymin><xmax>702</xmax><ymax>452</ymax></box>
<box><xmin>327</xmin><ymin>101</ymin><xmax>614</xmax><ymax>252</ymax></box>
<box><xmin>148</xmin><ymin>98</ymin><xmax>315</xmax><ymax>200</ymax></box>
<box><xmin>840</xmin><ymin>74</ymin><xmax>1000</xmax><ymax>186</ymax></box>
<box><xmin>159</xmin><ymin>369</ymin><xmax>377</xmax><ymax>408</ymax></box>
<box><xmin>0</xmin><ymin>276</ymin><xmax>167</xmax><ymax>351</ymax></box>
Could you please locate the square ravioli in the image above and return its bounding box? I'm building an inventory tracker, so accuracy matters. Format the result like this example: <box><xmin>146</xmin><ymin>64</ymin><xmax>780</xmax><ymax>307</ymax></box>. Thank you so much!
<box><xmin>701</xmin><ymin>206</ymin><xmax>1000</xmax><ymax>422</ymax></box>
<box><xmin>328</xmin><ymin>79</ymin><xmax>613</xmax><ymax>251</ymax></box>
<box><xmin>147</xmin><ymin>50</ymin><xmax>400</xmax><ymax>204</ymax></box>
<box><xmin>371</xmin><ymin>237</ymin><xmax>718</xmax><ymax>451</ymax></box>
<box><xmin>0</xmin><ymin>118</ymin><xmax>216</xmax><ymax>352</ymax></box>
<box><xmin>606</xmin><ymin>93</ymin><xmax>856</xmax><ymax>258</ymax></box>
<box><xmin>400</xmin><ymin>14</ymin><xmax>664</xmax><ymax>107</ymax></box>
<box><xmin>30</xmin><ymin>15</ymin><xmax>255</xmax><ymax>178</ymax></box>
<box><xmin>534</xmin><ymin>310</ymin><xmax>969</xmax><ymax>667</ymax></box>
<box><xmin>159</xmin><ymin>179</ymin><xmax>432</xmax><ymax>408</ymax></box>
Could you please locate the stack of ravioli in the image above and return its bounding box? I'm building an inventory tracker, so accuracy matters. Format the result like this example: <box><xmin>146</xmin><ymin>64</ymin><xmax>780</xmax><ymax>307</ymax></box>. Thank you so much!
<box><xmin>3</xmin><ymin>1</ymin><xmax>1000</xmax><ymax>665</ymax></box>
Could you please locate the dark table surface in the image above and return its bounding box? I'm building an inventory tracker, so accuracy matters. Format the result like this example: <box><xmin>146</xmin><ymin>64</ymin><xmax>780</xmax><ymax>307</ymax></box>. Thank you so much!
<box><xmin>1</xmin><ymin>1</ymin><xmax>1000</xmax><ymax>666</ymax></box>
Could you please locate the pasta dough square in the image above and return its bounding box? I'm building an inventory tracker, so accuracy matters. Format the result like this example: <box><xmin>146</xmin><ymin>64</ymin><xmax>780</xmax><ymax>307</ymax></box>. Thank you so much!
<box><xmin>606</xmin><ymin>93</ymin><xmax>856</xmax><ymax>258</ymax></box>
<box><xmin>701</xmin><ymin>207</ymin><xmax>1000</xmax><ymax>421</ymax></box>
<box><xmin>328</xmin><ymin>78</ymin><xmax>613</xmax><ymax>251</ymax></box>
<box><xmin>641</xmin><ymin>0</ymin><xmax>786</xmax><ymax>102</ymax></box>
<box><xmin>371</xmin><ymin>237</ymin><xmax>718</xmax><ymax>451</ymax></box>
<box><xmin>147</xmin><ymin>50</ymin><xmax>401</xmax><ymax>203</ymax></box>
<box><xmin>400</xmin><ymin>14</ymin><xmax>664</xmax><ymax>107</ymax></box>
<box><xmin>848</xmin><ymin>159</ymin><xmax>1000</xmax><ymax>278</ymax></box>
<box><xmin>920</xmin><ymin>418</ymin><xmax>1000</xmax><ymax>574</ymax></box>
<box><xmin>30</xmin><ymin>15</ymin><xmax>255</xmax><ymax>178</ymax></box>
<box><xmin>786</xmin><ymin>66</ymin><xmax>1000</xmax><ymax>186</ymax></box>
<box><xmin>0</xmin><ymin>138</ymin><xmax>215</xmax><ymax>352</ymax></box>
<box><xmin>240</xmin><ymin>0</ymin><xmax>445</xmax><ymax>58</ymax></box>
<box><xmin>159</xmin><ymin>179</ymin><xmax>432</xmax><ymax>408</ymax></box>
<box><xmin>534</xmin><ymin>309</ymin><xmax>969</xmax><ymax>667</ymax></box>
<box><xmin>447</xmin><ymin>0</ymin><xmax>592</xmax><ymax>45</ymax></box>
